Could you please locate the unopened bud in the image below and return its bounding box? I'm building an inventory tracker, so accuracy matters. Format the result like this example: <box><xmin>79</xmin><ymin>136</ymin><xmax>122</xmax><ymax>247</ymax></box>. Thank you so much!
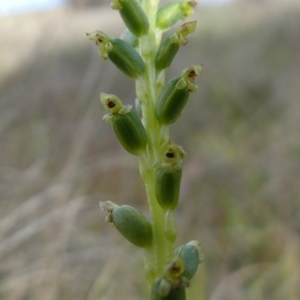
<box><xmin>155</xmin><ymin>167</ymin><xmax>182</xmax><ymax>211</ymax></box>
<box><xmin>175</xmin><ymin>241</ymin><xmax>204</xmax><ymax>280</ymax></box>
<box><xmin>155</xmin><ymin>65</ymin><xmax>202</xmax><ymax>125</ymax></box>
<box><xmin>155</xmin><ymin>141</ymin><xmax>185</xmax><ymax>210</ymax></box>
<box><xmin>112</xmin><ymin>0</ymin><xmax>149</xmax><ymax>37</ymax></box>
<box><xmin>155</xmin><ymin>76</ymin><xmax>189</xmax><ymax>125</ymax></box>
<box><xmin>100</xmin><ymin>201</ymin><xmax>153</xmax><ymax>248</ymax></box>
<box><xmin>155</xmin><ymin>21</ymin><xmax>197</xmax><ymax>71</ymax></box>
<box><xmin>101</xmin><ymin>93</ymin><xmax>147</xmax><ymax>155</ymax></box>
<box><xmin>156</xmin><ymin>0</ymin><xmax>197</xmax><ymax>30</ymax></box>
<box><xmin>87</xmin><ymin>31</ymin><xmax>144</xmax><ymax>78</ymax></box>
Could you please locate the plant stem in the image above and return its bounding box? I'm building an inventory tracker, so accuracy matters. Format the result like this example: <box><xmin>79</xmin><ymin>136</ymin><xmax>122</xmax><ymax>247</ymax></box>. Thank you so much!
<box><xmin>136</xmin><ymin>0</ymin><xmax>176</xmax><ymax>285</ymax></box>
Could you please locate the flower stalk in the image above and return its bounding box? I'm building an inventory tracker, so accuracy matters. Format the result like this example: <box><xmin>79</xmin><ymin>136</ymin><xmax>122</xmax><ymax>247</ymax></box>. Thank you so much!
<box><xmin>87</xmin><ymin>0</ymin><xmax>204</xmax><ymax>298</ymax></box>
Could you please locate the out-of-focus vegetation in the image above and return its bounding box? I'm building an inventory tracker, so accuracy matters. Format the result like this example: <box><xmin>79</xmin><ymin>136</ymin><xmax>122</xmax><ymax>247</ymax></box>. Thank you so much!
<box><xmin>0</xmin><ymin>1</ymin><xmax>300</xmax><ymax>299</ymax></box>
<box><xmin>67</xmin><ymin>0</ymin><xmax>106</xmax><ymax>9</ymax></box>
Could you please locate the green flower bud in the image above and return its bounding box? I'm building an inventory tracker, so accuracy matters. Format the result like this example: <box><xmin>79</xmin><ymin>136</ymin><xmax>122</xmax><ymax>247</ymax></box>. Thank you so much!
<box><xmin>155</xmin><ymin>65</ymin><xmax>203</xmax><ymax>125</ymax></box>
<box><xmin>155</xmin><ymin>76</ymin><xmax>189</xmax><ymax>125</ymax></box>
<box><xmin>101</xmin><ymin>93</ymin><xmax>147</xmax><ymax>155</ymax></box>
<box><xmin>155</xmin><ymin>141</ymin><xmax>185</xmax><ymax>211</ymax></box>
<box><xmin>121</xmin><ymin>28</ymin><xmax>139</xmax><ymax>48</ymax></box>
<box><xmin>108</xmin><ymin>38</ymin><xmax>144</xmax><ymax>78</ymax></box>
<box><xmin>100</xmin><ymin>201</ymin><xmax>152</xmax><ymax>248</ymax></box>
<box><xmin>155</xmin><ymin>21</ymin><xmax>197</xmax><ymax>71</ymax></box>
<box><xmin>87</xmin><ymin>31</ymin><xmax>144</xmax><ymax>78</ymax></box>
<box><xmin>155</xmin><ymin>167</ymin><xmax>182</xmax><ymax>211</ymax></box>
<box><xmin>175</xmin><ymin>241</ymin><xmax>204</xmax><ymax>280</ymax></box>
<box><xmin>151</xmin><ymin>277</ymin><xmax>186</xmax><ymax>300</ymax></box>
<box><xmin>156</xmin><ymin>0</ymin><xmax>197</xmax><ymax>30</ymax></box>
<box><xmin>155</xmin><ymin>36</ymin><xmax>180</xmax><ymax>72</ymax></box>
<box><xmin>112</xmin><ymin>111</ymin><xmax>147</xmax><ymax>155</ymax></box>
<box><xmin>111</xmin><ymin>0</ymin><xmax>149</xmax><ymax>37</ymax></box>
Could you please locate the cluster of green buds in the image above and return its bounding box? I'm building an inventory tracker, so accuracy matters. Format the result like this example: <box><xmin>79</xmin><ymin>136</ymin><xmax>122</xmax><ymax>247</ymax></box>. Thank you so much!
<box><xmin>86</xmin><ymin>0</ymin><xmax>204</xmax><ymax>299</ymax></box>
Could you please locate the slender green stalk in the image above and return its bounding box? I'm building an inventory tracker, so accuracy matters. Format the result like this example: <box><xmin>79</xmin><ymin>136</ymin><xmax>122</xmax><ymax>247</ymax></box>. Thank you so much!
<box><xmin>88</xmin><ymin>0</ymin><xmax>203</xmax><ymax>298</ymax></box>
<box><xmin>136</xmin><ymin>0</ymin><xmax>178</xmax><ymax>283</ymax></box>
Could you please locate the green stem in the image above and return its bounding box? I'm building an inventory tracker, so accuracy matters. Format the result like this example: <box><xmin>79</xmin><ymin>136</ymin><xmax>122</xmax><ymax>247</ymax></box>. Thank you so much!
<box><xmin>136</xmin><ymin>0</ymin><xmax>176</xmax><ymax>285</ymax></box>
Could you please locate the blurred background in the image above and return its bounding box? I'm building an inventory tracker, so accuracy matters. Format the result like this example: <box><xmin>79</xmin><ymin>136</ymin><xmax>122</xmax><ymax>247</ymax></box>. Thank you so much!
<box><xmin>0</xmin><ymin>0</ymin><xmax>300</xmax><ymax>299</ymax></box>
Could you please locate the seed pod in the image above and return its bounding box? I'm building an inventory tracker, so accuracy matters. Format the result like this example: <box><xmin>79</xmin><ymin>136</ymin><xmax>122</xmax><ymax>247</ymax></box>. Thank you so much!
<box><xmin>155</xmin><ymin>141</ymin><xmax>185</xmax><ymax>210</ymax></box>
<box><xmin>108</xmin><ymin>38</ymin><xmax>144</xmax><ymax>78</ymax></box>
<box><xmin>111</xmin><ymin>0</ymin><xmax>149</xmax><ymax>37</ymax></box>
<box><xmin>101</xmin><ymin>93</ymin><xmax>147</xmax><ymax>155</ymax></box>
<box><xmin>87</xmin><ymin>31</ymin><xmax>144</xmax><ymax>78</ymax></box>
<box><xmin>155</xmin><ymin>65</ymin><xmax>203</xmax><ymax>125</ymax></box>
<box><xmin>151</xmin><ymin>277</ymin><xmax>186</xmax><ymax>300</ymax></box>
<box><xmin>156</xmin><ymin>2</ymin><xmax>183</xmax><ymax>30</ymax></box>
<box><xmin>155</xmin><ymin>34</ymin><xmax>180</xmax><ymax>72</ymax></box>
<box><xmin>100</xmin><ymin>201</ymin><xmax>152</xmax><ymax>248</ymax></box>
<box><xmin>155</xmin><ymin>21</ymin><xmax>196</xmax><ymax>71</ymax></box>
<box><xmin>175</xmin><ymin>241</ymin><xmax>204</xmax><ymax>280</ymax></box>
<box><xmin>156</xmin><ymin>0</ymin><xmax>197</xmax><ymax>30</ymax></box>
<box><xmin>111</xmin><ymin>110</ymin><xmax>147</xmax><ymax>155</ymax></box>
<box><xmin>155</xmin><ymin>76</ymin><xmax>189</xmax><ymax>125</ymax></box>
<box><xmin>155</xmin><ymin>167</ymin><xmax>182</xmax><ymax>211</ymax></box>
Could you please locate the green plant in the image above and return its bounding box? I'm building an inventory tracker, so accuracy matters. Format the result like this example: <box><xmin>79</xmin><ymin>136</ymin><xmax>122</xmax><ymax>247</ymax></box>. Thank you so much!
<box><xmin>87</xmin><ymin>0</ymin><xmax>204</xmax><ymax>298</ymax></box>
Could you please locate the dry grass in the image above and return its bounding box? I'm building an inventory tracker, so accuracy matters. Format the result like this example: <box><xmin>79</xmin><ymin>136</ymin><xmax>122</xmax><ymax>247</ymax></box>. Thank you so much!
<box><xmin>0</xmin><ymin>1</ymin><xmax>300</xmax><ymax>299</ymax></box>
